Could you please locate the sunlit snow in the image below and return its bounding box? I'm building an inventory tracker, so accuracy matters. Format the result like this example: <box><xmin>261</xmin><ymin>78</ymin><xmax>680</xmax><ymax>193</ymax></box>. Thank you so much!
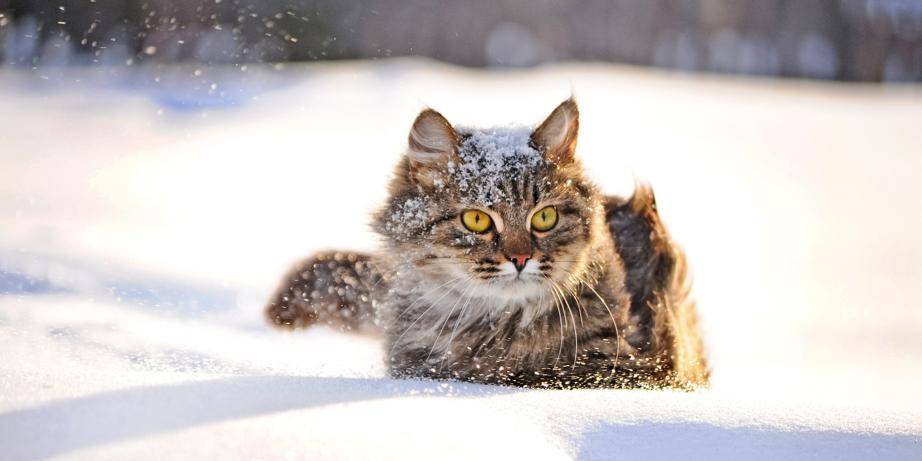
<box><xmin>1</xmin><ymin>59</ymin><xmax>921</xmax><ymax>460</ymax></box>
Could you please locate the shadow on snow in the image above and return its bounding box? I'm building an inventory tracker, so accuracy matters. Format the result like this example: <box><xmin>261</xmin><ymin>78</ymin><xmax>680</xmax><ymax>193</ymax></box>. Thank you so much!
<box><xmin>0</xmin><ymin>375</ymin><xmax>512</xmax><ymax>461</ymax></box>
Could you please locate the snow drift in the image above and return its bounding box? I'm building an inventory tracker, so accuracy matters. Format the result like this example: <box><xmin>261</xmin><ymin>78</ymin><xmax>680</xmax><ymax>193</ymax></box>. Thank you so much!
<box><xmin>1</xmin><ymin>59</ymin><xmax>921</xmax><ymax>460</ymax></box>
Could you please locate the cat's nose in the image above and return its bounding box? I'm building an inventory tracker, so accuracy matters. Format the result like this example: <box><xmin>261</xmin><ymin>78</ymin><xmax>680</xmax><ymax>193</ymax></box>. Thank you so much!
<box><xmin>507</xmin><ymin>253</ymin><xmax>532</xmax><ymax>272</ymax></box>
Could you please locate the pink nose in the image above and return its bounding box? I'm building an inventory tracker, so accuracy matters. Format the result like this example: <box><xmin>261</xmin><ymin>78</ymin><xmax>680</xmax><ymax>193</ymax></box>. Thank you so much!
<box><xmin>507</xmin><ymin>253</ymin><xmax>532</xmax><ymax>272</ymax></box>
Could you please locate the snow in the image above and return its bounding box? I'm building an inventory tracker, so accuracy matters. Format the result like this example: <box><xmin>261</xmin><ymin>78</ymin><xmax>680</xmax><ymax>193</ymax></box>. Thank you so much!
<box><xmin>1</xmin><ymin>59</ymin><xmax>921</xmax><ymax>460</ymax></box>
<box><xmin>451</xmin><ymin>126</ymin><xmax>543</xmax><ymax>206</ymax></box>
<box><xmin>385</xmin><ymin>125</ymin><xmax>542</xmax><ymax>235</ymax></box>
<box><xmin>382</xmin><ymin>195</ymin><xmax>431</xmax><ymax>240</ymax></box>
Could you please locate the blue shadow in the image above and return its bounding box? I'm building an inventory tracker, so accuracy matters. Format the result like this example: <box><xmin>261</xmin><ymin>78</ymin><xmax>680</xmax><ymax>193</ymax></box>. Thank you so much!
<box><xmin>0</xmin><ymin>375</ymin><xmax>512</xmax><ymax>461</ymax></box>
<box><xmin>577</xmin><ymin>420</ymin><xmax>922</xmax><ymax>460</ymax></box>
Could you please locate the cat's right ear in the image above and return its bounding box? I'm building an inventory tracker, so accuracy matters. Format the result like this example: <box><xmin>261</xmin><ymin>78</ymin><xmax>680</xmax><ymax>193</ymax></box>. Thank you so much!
<box><xmin>532</xmin><ymin>97</ymin><xmax>579</xmax><ymax>165</ymax></box>
<box><xmin>406</xmin><ymin>108</ymin><xmax>459</xmax><ymax>187</ymax></box>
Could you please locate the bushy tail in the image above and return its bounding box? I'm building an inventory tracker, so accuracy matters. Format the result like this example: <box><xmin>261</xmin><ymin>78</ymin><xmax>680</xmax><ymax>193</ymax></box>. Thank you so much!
<box><xmin>606</xmin><ymin>185</ymin><xmax>710</xmax><ymax>388</ymax></box>
<box><xmin>265</xmin><ymin>251</ymin><xmax>386</xmax><ymax>334</ymax></box>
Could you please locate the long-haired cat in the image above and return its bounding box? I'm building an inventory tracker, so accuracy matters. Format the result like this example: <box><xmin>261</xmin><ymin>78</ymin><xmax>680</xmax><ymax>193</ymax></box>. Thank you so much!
<box><xmin>266</xmin><ymin>98</ymin><xmax>709</xmax><ymax>389</ymax></box>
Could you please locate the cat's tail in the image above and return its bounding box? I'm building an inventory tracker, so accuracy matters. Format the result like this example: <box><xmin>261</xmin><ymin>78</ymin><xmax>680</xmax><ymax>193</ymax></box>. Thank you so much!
<box><xmin>606</xmin><ymin>184</ymin><xmax>710</xmax><ymax>388</ymax></box>
<box><xmin>265</xmin><ymin>251</ymin><xmax>387</xmax><ymax>335</ymax></box>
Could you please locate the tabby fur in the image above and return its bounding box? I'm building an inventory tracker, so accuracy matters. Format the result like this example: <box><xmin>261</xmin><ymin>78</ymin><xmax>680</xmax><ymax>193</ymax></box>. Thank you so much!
<box><xmin>266</xmin><ymin>98</ymin><xmax>709</xmax><ymax>389</ymax></box>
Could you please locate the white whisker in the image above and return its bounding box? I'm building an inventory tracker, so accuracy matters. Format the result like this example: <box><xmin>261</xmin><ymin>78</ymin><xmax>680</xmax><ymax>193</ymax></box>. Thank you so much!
<box><xmin>426</xmin><ymin>277</ymin><xmax>477</xmax><ymax>363</ymax></box>
<box><xmin>439</xmin><ymin>281</ymin><xmax>479</xmax><ymax>370</ymax></box>
<box><xmin>388</xmin><ymin>275</ymin><xmax>467</xmax><ymax>357</ymax></box>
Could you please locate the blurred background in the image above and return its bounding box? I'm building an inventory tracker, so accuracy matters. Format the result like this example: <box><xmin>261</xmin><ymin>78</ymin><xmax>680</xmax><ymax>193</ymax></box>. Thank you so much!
<box><xmin>1</xmin><ymin>0</ymin><xmax>920</xmax><ymax>81</ymax></box>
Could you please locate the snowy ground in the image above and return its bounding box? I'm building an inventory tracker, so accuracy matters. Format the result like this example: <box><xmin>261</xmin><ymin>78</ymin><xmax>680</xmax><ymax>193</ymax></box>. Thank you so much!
<box><xmin>1</xmin><ymin>59</ymin><xmax>921</xmax><ymax>460</ymax></box>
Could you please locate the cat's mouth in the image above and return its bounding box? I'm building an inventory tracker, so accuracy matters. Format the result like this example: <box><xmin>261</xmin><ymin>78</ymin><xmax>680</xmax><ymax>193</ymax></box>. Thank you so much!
<box><xmin>431</xmin><ymin>259</ymin><xmax>552</xmax><ymax>301</ymax></box>
<box><xmin>478</xmin><ymin>263</ymin><xmax>549</xmax><ymax>300</ymax></box>
<box><xmin>491</xmin><ymin>260</ymin><xmax>546</xmax><ymax>283</ymax></box>
<box><xmin>498</xmin><ymin>273</ymin><xmax>536</xmax><ymax>284</ymax></box>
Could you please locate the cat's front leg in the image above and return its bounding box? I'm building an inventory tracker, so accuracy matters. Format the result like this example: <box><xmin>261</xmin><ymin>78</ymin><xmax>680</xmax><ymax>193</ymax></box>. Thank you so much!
<box><xmin>265</xmin><ymin>251</ymin><xmax>386</xmax><ymax>334</ymax></box>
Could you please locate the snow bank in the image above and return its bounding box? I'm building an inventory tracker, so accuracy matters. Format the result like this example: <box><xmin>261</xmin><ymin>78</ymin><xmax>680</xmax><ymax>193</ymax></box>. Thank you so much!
<box><xmin>1</xmin><ymin>60</ymin><xmax>921</xmax><ymax>460</ymax></box>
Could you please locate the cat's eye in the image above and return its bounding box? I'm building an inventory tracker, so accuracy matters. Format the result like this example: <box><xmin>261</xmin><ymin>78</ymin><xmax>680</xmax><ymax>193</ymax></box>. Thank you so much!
<box><xmin>531</xmin><ymin>206</ymin><xmax>558</xmax><ymax>232</ymax></box>
<box><xmin>461</xmin><ymin>210</ymin><xmax>493</xmax><ymax>233</ymax></box>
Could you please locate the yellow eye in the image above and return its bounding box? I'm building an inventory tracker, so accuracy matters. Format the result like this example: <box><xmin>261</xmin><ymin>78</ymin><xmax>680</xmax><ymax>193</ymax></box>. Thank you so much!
<box><xmin>531</xmin><ymin>206</ymin><xmax>558</xmax><ymax>232</ymax></box>
<box><xmin>461</xmin><ymin>210</ymin><xmax>493</xmax><ymax>233</ymax></box>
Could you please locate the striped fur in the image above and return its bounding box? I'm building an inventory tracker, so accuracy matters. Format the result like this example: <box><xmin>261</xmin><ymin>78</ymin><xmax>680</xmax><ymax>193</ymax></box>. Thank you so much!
<box><xmin>266</xmin><ymin>99</ymin><xmax>709</xmax><ymax>389</ymax></box>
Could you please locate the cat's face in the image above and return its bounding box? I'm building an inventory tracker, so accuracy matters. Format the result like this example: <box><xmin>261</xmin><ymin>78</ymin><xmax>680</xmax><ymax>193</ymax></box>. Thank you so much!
<box><xmin>376</xmin><ymin>99</ymin><xmax>604</xmax><ymax>304</ymax></box>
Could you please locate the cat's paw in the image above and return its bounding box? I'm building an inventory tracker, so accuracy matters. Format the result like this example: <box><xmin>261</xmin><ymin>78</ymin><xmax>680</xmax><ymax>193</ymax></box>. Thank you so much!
<box><xmin>265</xmin><ymin>251</ymin><xmax>382</xmax><ymax>332</ymax></box>
<box><xmin>265</xmin><ymin>257</ymin><xmax>323</xmax><ymax>329</ymax></box>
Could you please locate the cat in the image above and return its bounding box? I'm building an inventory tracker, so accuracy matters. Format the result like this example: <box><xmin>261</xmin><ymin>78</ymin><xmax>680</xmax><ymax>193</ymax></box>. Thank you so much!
<box><xmin>266</xmin><ymin>98</ymin><xmax>709</xmax><ymax>389</ymax></box>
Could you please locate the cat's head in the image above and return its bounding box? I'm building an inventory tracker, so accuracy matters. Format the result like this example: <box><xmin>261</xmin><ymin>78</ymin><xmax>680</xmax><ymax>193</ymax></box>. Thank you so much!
<box><xmin>375</xmin><ymin>98</ymin><xmax>606</xmax><ymax>303</ymax></box>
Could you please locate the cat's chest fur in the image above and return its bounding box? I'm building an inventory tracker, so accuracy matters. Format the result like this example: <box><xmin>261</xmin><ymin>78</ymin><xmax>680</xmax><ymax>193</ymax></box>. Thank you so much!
<box><xmin>380</xmin><ymin>249</ymin><xmax>637</xmax><ymax>387</ymax></box>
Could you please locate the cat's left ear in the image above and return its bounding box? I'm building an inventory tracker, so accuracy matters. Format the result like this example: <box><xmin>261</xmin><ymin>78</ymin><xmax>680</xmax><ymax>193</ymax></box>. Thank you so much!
<box><xmin>407</xmin><ymin>108</ymin><xmax>460</xmax><ymax>187</ymax></box>
<box><xmin>532</xmin><ymin>97</ymin><xmax>579</xmax><ymax>165</ymax></box>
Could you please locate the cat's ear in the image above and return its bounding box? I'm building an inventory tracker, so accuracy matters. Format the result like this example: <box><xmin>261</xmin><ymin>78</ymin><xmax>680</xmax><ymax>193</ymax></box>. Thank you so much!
<box><xmin>532</xmin><ymin>97</ymin><xmax>579</xmax><ymax>165</ymax></box>
<box><xmin>406</xmin><ymin>108</ymin><xmax>459</xmax><ymax>187</ymax></box>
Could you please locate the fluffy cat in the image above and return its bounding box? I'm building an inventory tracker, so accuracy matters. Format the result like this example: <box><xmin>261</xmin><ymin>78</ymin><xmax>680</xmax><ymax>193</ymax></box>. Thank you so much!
<box><xmin>266</xmin><ymin>98</ymin><xmax>709</xmax><ymax>389</ymax></box>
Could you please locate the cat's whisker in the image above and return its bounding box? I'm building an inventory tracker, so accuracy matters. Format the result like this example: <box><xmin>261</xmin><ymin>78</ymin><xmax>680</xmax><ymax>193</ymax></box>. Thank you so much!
<box><xmin>563</xmin><ymin>282</ymin><xmax>587</xmax><ymax>328</ymax></box>
<box><xmin>568</xmin><ymin>269</ymin><xmax>622</xmax><ymax>378</ymax></box>
<box><xmin>541</xmin><ymin>274</ymin><xmax>566</xmax><ymax>370</ymax></box>
<box><xmin>426</xmin><ymin>277</ymin><xmax>477</xmax><ymax>363</ymax></box>
<box><xmin>439</xmin><ymin>278</ymin><xmax>482</xmax><ymax>370</ymax></box>
<box><xmin>546</xmin><ymin>277</ymin><xmax>580</xmax><ymax>371</ymax></box>
<box><xmin>554</xmin><ymin>280</ymin><xmax>581</xmax><ymax>370</ymax></box>
<box><xmin>388</xmin><ymin>274</ymin><xmax>467</xmax><ymax>327</ymax></box>
<box><xmin>388</xmin><ymin>275</ymin><xmax>468</xmax><ymax>357</ymax></box>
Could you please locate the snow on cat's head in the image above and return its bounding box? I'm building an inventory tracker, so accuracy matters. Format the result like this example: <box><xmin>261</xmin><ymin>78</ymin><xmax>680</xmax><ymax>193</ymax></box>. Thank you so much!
<box><xmin>375</xmin><ymin>98</ymin><xmax>607</xmax><ymax>305</ymax></box>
